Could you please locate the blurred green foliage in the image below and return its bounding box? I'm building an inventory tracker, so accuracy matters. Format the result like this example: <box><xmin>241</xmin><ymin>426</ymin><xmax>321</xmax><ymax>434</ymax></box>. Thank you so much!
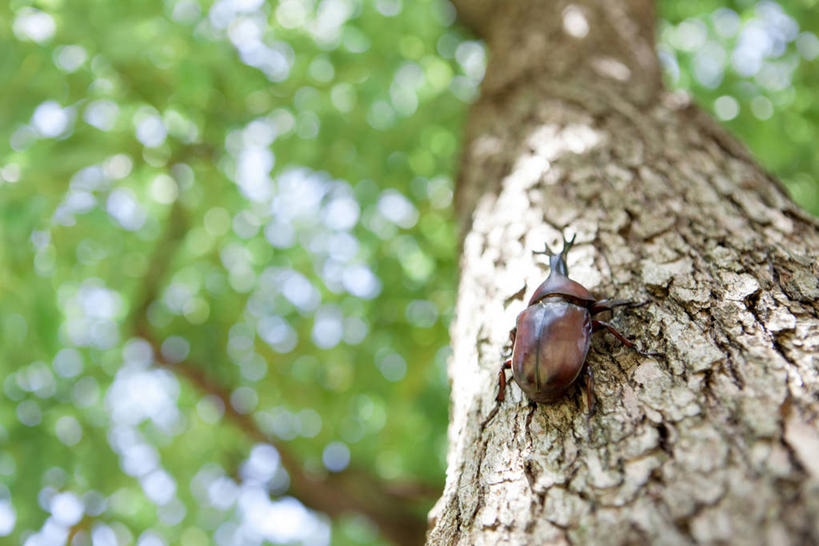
<box><xmin>0</xmin><ymin>0</ymin><xmax>816</xmax><ymax>545</ymax></box>
<box><xmin>1</xmin><ymin>0</ymin><xmax>470</xmax><ymax>543</ymax></box>
<box><xmin>659</xmin><ymin>0</ymin><xmax>819</xmax><ymax>215</ymax></box>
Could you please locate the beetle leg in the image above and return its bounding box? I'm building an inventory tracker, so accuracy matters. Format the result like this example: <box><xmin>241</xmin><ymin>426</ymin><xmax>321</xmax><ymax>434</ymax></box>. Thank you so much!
<box><xmin>501</xmin><ymin>326</ymin><xmax>517</xmax><ymax>359</ymax></box>
<box><xmin>496</xmin><ymin>360</ymin><xmax>512</xmax><ymax>402</ymax></box>
<box><xmin>590</xmin><ymin>299</ymin><xmax>631</xmax><ymax>315</ymax></box>
<box><xmin>592</xmin><ymin>320</ymin><xmax>659</xmax><ymax>357</ymax></box>
<box><xmin>585</xmin><ymin>364</ymin><xmax>595</xmax><ymax>415</ymax></box>
<box><xmin>590</xmin><ymin>299</ymin><xmax>650</xmax><ymax>315</ymax></box>
<box><xmin>581</xmin><ymin>364</ymin><xmax>595</xmax><ymax>442</ymax></box>
<box><xmin>593</xmin><ymin>319</ymin><xmax>635</xmax><ymax>346</ymax></box>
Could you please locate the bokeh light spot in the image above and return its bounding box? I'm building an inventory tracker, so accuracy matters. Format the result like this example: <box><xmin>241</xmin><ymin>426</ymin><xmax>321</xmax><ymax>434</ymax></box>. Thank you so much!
<box><xmin>55</xmin><ymin>416</ymin><xmax>83</xmax><ymax>446</ymax></box>
<box><xmin>32</xmin><ymin>101</ymin><xmax>71</xmax><ymax>138</ymax></box>
<box><xmin>322</xmin><ymin>442</ymin><xmax>350</xmax><ymax>472</ymax></box>
<box><xmin>714</xmin><ymin>95</ymin><xmax>739</xmax><ymax>121</ymax></box>
<box><xmin>50</xmin><ymin>491</ymin><xmax>83</xmax><ymax>526</ymax></box>
<box><xmin>161</xmin><ymin>336</ymin><xmax>190</xmax><ymax>363</ymax></box>
<box><xmin>13</xmin><ymin>8</ymin><xmax>55</xmax><ymax>43</ymax></box>
<box><xmin>0</xmin><ymin>500</ymin><xmax>16</xmax><ymax>537</ymax></box>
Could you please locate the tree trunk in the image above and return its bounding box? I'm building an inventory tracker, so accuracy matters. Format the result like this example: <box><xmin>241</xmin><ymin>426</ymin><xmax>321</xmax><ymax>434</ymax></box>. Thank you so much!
<box><xmin>428</xmin><ymin>0</ymin><xmax>819</xmax><ymax>544</ymax></box>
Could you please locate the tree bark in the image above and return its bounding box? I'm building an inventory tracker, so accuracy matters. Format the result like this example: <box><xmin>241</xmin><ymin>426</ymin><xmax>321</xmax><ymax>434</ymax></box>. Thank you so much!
<box><xmin>429</xmin><ymin>0</ymin><xmax>819</xmax><ymax>544</ymax></box>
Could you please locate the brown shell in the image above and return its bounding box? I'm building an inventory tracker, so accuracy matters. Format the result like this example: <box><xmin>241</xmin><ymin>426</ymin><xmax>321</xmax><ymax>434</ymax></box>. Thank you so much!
<box><xmin>512</xmin><ymin>301</ymin><xmax>592</xmax><ymax>403</ymax></box>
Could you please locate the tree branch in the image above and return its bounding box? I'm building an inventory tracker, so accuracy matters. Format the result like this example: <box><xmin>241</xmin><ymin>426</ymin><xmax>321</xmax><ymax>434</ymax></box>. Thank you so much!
<box><xmin>128</xmin><ymin>200</ymin><xmax>433</xmax><ymax>546</ymax></box>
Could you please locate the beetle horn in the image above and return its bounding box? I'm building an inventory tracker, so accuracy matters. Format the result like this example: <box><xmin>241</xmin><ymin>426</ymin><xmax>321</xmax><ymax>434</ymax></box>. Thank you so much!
<box><xmin>533</xmin><ymin>241</ymin><xmax>555</xmax><ymax>257</ymax></box>
<box><xmin>561</xmin><ymin>233</ymin><xmax>576</xmax><ymax>259</ymax></box>
<box><xmin>533</xmin><ymin>232</ymin><xmax>576</xmax><ymax>277</ymax></box>
<box><xmin>534</xmin><ymin>232</ymin><xmax>575</xmax><ymax>257</ymax></box>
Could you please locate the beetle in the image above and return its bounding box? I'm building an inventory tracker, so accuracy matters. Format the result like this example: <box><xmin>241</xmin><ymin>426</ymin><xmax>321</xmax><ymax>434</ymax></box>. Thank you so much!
<box><xmin>497</xmin><ymin>233</ymin><xmax>652</xmax><ymax>412</ymax></box>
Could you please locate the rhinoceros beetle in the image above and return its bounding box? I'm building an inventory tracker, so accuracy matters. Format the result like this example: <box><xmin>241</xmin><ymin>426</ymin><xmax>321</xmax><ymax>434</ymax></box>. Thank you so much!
<box><xmin>497</xmin><ymin>233</ymin><xmax>652</xmax><ymax>412</ymax></box>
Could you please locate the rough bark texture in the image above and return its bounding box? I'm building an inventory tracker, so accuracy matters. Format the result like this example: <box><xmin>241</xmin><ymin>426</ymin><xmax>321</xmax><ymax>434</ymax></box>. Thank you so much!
<box><xmin>428</xmin><ymin>0</ymin><xmax>819</xmax><ymax>544</ymax></box>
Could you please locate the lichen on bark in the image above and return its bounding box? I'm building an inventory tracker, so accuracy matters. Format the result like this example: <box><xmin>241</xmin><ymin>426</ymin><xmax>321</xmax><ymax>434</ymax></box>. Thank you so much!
<box><xmin>428</xmin><ymin>0</ymin><xmax>819</xmax><ymax>544</ymax></box>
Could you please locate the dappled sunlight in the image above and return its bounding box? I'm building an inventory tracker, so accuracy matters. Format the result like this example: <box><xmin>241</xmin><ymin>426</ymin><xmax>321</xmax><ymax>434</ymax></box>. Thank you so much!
<box><xmin>658</xmin><ymin>2</ymin><xmax>819</xmax><ymax>213</ymax></box>
<box><xmin>591</xmin><ymin>57</ymin><xmax>632</xmax><ymax>81</ymax></box>
<box><xmin>1</xmin><ymin>0</ymin><xmax>464</xmax><ymax>542</ymax></box>
<box><xmin>562</xmin><ymin>5</ymin><xmax>590</xmax><ymax>39</ymax></box>
<box><xmin>1</xmin><ymin>0</ymin><xmax>818</xmax><ymax>543</ymax></box>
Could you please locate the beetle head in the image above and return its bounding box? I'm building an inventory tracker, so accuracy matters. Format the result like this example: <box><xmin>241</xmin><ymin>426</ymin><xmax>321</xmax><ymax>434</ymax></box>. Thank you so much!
<box><xmin>528</xmin><ymin>232</ymin><xmax>594</xmax><ymax>306</ymax></box>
